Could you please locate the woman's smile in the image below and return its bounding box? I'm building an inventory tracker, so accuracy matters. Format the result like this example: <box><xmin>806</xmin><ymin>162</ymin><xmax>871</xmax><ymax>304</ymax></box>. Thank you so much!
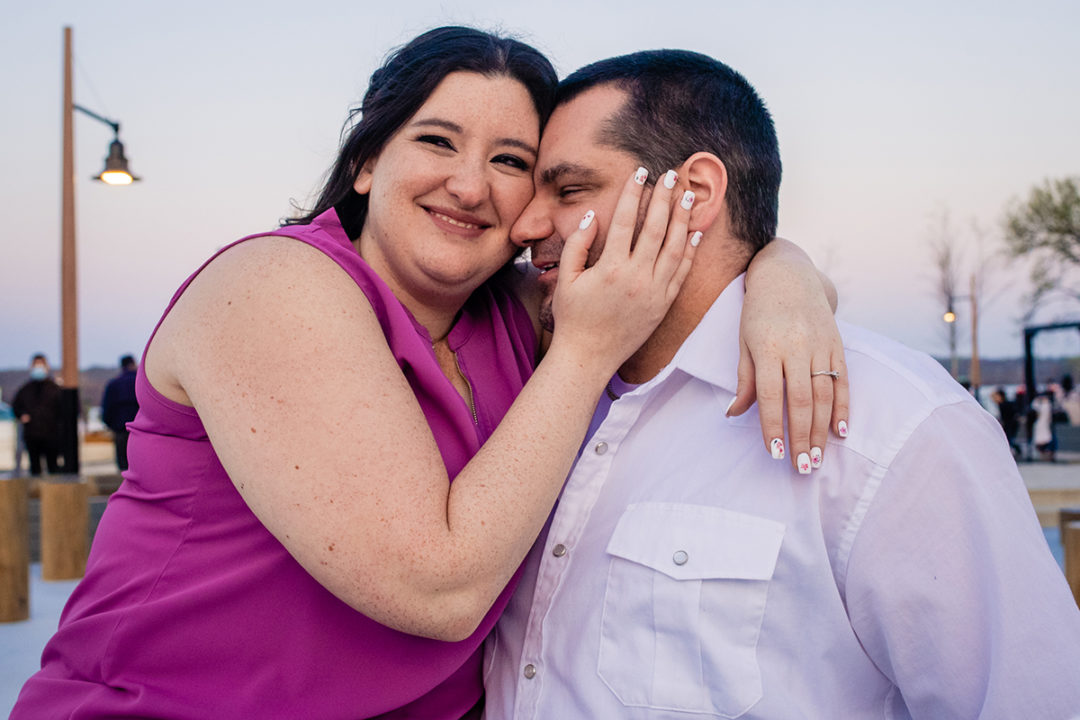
<box><xmin>423</xmin><ymin>204</ymin><xmax>492</xmax><ymax>237</ymax></box>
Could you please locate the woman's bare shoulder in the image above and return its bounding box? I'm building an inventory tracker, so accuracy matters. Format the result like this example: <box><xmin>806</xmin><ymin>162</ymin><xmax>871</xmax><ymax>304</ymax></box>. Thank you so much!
<box><xmin>145</xmin><ymin>235</ymin><xmax>379</xmax><ymax>406</ymax></box>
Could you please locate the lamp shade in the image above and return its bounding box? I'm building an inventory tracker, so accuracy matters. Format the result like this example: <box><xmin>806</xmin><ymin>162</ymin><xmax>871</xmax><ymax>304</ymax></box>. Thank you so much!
<box><xmin>93</xmin><ymin>138</ymin><xmax>139</xmax><ymax>185</ymax></box>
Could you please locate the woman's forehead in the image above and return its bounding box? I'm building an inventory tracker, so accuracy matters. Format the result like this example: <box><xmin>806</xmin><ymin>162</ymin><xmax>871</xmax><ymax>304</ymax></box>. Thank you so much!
<box><xmin>412</xmin><ymin>72</ymin><xmax>540</xmax><ymax>138</ymax></box>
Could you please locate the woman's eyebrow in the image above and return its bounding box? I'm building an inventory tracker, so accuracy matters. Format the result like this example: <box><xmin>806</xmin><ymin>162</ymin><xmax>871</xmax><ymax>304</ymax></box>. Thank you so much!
<box><xmin>410</xmin><ymin>118</ymin><xmax>537</xmax><ymax>156</ymax></box>
<box><xmin>410</xmin><ymin>118</ymin><xmax>463</xmax><ymax>133</ymax></box>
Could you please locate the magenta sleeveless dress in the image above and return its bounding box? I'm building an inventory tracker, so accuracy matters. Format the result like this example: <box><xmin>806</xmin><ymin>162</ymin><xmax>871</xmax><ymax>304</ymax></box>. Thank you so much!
<box><xmin>11</xmin><ymin>208</ymin><xmax>538</xmax><ymax>719</ymax></box>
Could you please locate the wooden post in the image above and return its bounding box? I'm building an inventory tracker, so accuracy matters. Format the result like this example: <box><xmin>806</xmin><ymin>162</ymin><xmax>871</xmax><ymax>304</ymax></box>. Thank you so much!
<box><xmin>40</xmin><ymin>480</ymin><xmax>88</xmax><ymax>580</ymax></box>
<box><xmin>61</xmin><ymin>25</ymin><xmax>78</xmax><ymax>390</ymax></box>
<box><xmin>969</xmin><ymin>273</ymin><xmax>980</xmax><ymax>392</ymax></box>
<box><xmin>1066</xmin><ymin>521</ymin><xmax>1080</xmax><ymax>609</ymax></box>
<box><xmin>1060</xmin><ymin>508</ymin><xmax>1080</xmax><ymax>545</ymax></box>
<box><xmin>60</xmin><ymin>26</ymin><xmax>81</xmax><ymax>473</ymax></box>
<box><xmin>0</xmin><ymin>478</ymin><xmax>30</xmax><ymax>622</ymax></box>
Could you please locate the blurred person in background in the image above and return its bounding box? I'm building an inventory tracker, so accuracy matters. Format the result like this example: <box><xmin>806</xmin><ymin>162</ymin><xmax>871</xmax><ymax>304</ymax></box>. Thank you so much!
<box><xmin>990</xmin><ymin>386</ymin><xmax>1020</xmax><ymax>459</ymax></box>
<box><xmin>102</xmin><ymin>354</ymin><xmax>140</xmax><ymax>471</ymax></box>
<box><xmin>12</xmin><ymin>353</ymin><xmax>62</xmax><ymax>476</ymax></box>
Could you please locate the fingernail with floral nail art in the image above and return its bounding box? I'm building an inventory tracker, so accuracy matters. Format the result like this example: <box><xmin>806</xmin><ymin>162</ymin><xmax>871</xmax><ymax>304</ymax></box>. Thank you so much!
<box><xmin>797</xmin><ymin>452</ymin><xmax>812</xmax><ymax>475</ymax></box>
<box><xmin>810</xmin><ymin>447</ymin><xmax>823</xmax><ymax>468</ymax></box>
<box><xmin>681</xmin><ymin>190</ymin><xmax>695</xmax><ymax>210</ymax></box>
<box><xmin>690</xmin><ymin>231</ymin><xmax>702</xmax><ymax>247</ymax></box>
<box><xmin>579</xmin><ymin>210</ymin><xmax>595</xmax><ymax>230</ymax></box>
<box><xmin>634</xmin><ymin>167</ymin><xmax>648</xmax><ymax>185</ymax></box>
<box><xmin>664</xmin><ymin>170</ymin><xmax>678</xmax><ymax>189</ymax></box>
<box><xmin>770</xmin><ymin>438</ymin><xmax>784</xmax><ymax>460</ymax></box>
<box><xmin>837</xmin><ymin>420</ymin><xmax>849</xmax><ymax>438</ymax></box>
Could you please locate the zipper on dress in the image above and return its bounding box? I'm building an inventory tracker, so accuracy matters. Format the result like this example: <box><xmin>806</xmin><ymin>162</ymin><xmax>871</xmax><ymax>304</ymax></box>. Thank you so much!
<box><xmin>455</xmin><ymin>353</ymin><xmax>479</xmax><ymax>426</ymax></box>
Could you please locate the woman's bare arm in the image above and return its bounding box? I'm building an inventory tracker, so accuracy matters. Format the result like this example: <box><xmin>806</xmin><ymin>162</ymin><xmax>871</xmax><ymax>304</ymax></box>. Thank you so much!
<box><xmin>729</xmin><ymin>237</ymin><xmax>849</xmax><ymax>471</ymax></box>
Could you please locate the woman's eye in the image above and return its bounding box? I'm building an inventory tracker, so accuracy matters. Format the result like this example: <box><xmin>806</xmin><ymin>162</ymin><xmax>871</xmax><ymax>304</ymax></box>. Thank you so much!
<box><xmin>493</xmin><ymin>154</ymin><xmax>529</xmax><ymax>171</ymax></box>
<box><xmin>418</xmin><ymin>135</ymin><xmax>454</xmax><ymax>150</ymax></box>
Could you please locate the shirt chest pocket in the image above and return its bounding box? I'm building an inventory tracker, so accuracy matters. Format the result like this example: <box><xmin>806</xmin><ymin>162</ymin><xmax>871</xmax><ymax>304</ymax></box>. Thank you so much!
<box><xmin>598</xmin><ymin>503</ymin><xmax>784</xmax><ymax>718</ymax></box>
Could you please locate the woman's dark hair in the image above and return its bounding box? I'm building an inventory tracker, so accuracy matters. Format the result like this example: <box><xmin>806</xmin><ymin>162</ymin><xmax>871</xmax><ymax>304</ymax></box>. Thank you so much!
<box><xmin>285</xmin><ymin>26</ymin><xmax>557</xmax><ymax>228</ymax></box>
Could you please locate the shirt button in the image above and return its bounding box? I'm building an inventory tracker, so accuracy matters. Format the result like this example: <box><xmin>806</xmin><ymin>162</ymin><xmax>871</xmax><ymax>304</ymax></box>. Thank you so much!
<box><xmin>594</xmin><ymin>441</ymin><xmax>608</xmax><ymax>455</ymax></box>
<box><xmin>523</xmin><ymin>664</ymin><xmax>537</xmax><ymax>679</ymax></box>
<box><xmin>673</xmin><ymin>550</ymin><xmax>689</xmax><ymax>566</ymax></box>
<box><xmin>552</xmin><ymin>543</ymin><xmax>567</xmax><ymax>557</ymax></box>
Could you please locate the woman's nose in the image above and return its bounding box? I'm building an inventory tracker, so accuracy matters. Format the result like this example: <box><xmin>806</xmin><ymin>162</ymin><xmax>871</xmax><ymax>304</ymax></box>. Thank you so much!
<box><xmin>444</xmin><ymin>160</ymin><xmax>489</xmax><ymax>208</ymax></box>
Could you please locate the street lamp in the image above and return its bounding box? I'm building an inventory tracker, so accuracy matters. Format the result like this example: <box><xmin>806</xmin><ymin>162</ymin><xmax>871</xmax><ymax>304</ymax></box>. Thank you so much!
<box><xmin>74</xmin><ymin>104</ymin><xmax>140</xmax><ymax>185</ymax></box>
<box><xmin>943</xmin><ymin>273</ymin><xmax>981</xmax><ymax>393</ymax></box>
<box><xmin>60</xmin><ymin>26</ymin><xmax>139</xmax><ymax>474</ymax></box>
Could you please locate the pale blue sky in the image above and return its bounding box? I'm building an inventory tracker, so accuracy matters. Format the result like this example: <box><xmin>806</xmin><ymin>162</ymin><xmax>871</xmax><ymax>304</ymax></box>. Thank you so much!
<box><xmin>3</xmin><ymin>0</ymin><xmax>1079</xmax><ymax>369</ymax></box>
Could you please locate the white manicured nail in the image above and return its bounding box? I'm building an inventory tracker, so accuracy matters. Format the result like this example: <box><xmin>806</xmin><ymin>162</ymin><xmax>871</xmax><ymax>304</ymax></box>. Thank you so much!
<box><xmin>724</xmin><ymin>397</ymin><xmax>736</xmax><ymax>416</ymax></box>
<box><xmin>797</xmin><ymin>452</ymin><xmax>812</xmax><ymax>475</ymax></box>
<box><xmin>634</xmin><ymin>167</ymin><xmax>648</xmax><ymax>185</ymax></box>
<box><xmin>664</xmin><ymin>170</ymin><xmax>678</xmax><ymax>189</ymax></box>
<box><xmin>770</xmin><ymin>438</ymin><xmax>784</xmax><ymax>460</ymax></box>
<box><xmin>681</xmin><ymin>190</ymin><xmax>696</xmax><ymax>210</ymax></box>
<box><xmin>579</xmin><ymin>210</ymin><xmax>595</xmax><ymax>230</ymax></box>
<box><xmin>837</xmin><ymin>420</ymin><xmax>848</xmax><ymax>438</ymax></box>
<box><xmin>810</xmin><ymin>447</ymin><xmax>823</xmax><ymax>468</ymax></box>
<box><xmin>690</xmin><ymin>231</ymin><xmax>702</xmax><ymax>247</ymax></box>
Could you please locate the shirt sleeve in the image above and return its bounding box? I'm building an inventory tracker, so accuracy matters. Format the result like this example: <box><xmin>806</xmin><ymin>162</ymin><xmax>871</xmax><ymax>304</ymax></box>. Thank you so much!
<box><xmin>843</xmin><ymin>401</ymin><xmax>1080</xmax><ymax>719</ymax></box>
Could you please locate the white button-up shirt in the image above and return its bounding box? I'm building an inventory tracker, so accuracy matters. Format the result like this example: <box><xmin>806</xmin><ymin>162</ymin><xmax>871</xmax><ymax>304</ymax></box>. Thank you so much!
<box><xmin>484</xmin><ymin>276</ymin><xmax>1080</xmax><ymax>719</ymax></box>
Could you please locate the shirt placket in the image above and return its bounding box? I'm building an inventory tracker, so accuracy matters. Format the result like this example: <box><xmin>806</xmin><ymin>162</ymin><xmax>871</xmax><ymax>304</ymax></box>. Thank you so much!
<box><xmin>512</xmin><ymin>389</ymin><xmax>642</xmax><ymax>719</ymax></box>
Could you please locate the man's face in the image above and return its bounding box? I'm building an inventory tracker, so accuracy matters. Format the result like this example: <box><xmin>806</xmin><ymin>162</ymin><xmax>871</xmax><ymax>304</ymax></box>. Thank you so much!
<box><xmin>510</xmin><ymin>85</ymin><xmax>643</xmax><ymax>331</ymax></box>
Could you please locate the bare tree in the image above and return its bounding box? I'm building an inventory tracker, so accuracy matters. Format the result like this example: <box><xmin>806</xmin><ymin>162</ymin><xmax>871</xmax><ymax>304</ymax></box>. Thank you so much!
<box><xmin>929</xmin><ymin>210</ymin><xmax>963</xmax><ymax>377</ymax></box>
<box><xmin>928</xmin><ymin>212</ymin><xmax>1007</xmax><ymax>387</ymax></box>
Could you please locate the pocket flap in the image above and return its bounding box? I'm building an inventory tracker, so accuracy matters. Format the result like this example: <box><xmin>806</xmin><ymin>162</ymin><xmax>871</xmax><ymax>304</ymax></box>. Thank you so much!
<box><xmin>606</xmin><ymin>502</ymin><xmax>784</xmax><ymax>581</ymax></box>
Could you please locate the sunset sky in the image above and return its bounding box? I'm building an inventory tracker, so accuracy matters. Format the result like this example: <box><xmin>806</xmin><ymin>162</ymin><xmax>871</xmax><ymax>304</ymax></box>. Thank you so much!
<box><xmin>3</xmin><ymin>0</ymin><xmax>1079</xmax><ymax>370</ymax></box>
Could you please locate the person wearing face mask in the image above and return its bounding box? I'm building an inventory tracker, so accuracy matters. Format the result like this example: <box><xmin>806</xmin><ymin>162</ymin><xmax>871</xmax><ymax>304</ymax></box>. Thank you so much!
<box><xmin>12</xmin><ymin>354</ymin><xmax>62</xmax><ymax>476</ymax></box>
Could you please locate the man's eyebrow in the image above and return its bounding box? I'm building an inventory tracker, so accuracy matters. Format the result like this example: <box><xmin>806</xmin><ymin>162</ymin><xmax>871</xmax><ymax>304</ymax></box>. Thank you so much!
<box><xmin>409</xmin><ymin>118</ymin><xmax>537</xmax><ymax>156</ymax></box>
<box><xmin>538</xmin><ymin>163</ymin><xmax>601</xmax><ymax>187</ymax></box>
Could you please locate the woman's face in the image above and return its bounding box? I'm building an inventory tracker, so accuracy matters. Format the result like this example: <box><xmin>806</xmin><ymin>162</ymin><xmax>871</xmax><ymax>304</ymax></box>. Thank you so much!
<box><xmin>355</xmin><ymin>71</ymin><xmax>540</xmax><ymax>312</ymax></box>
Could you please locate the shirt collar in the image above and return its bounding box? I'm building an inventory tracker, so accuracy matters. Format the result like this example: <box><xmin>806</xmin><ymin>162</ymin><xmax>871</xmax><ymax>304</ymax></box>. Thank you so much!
<box><xmin>665</xmin><ymin>273</ymin><xmax>745</xmax><ymax>394</ymax></box>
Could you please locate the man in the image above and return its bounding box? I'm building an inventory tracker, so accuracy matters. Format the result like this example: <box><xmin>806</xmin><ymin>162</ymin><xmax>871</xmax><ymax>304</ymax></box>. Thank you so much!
<box><xmin>484</xmin><ymin>51</ymin><xmax>1080</xmax><ymax>718</ymax></box>
<box><xmin>12</xmin><ymin>353</ymin><xmax>62</xmax><ymax>476</ymax></box>
<box><xmin>101</xmin><ymin>354</ymin><xmax>139</xmax><ymax>471</ymax></box>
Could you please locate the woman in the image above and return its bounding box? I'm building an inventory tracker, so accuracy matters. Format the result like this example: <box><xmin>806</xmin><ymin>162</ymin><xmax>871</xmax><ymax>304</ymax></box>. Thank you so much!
<box><xmin>13</xmin><ymin>27</ymin><xmax>843</xmax><ymax>719</ymax></box>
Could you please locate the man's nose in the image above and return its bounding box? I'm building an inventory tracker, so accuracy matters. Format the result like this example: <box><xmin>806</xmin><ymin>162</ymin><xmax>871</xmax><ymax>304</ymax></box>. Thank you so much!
<box><xmin>510</xmin><ymin>197</ymin><xmax>555</xmax><ymax>248</ymax></box>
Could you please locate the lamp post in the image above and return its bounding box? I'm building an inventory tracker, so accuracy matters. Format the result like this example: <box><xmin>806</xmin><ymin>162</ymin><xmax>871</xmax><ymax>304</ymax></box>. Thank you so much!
<box><xmin>943</xmin><ymin>273</ymin><xmax>981</xmax><ymax>394</ymax></box>
<box><xmin>60</xmin><ymin>25</ymin><xmax>139</xmax><ymax>474</ymax></box>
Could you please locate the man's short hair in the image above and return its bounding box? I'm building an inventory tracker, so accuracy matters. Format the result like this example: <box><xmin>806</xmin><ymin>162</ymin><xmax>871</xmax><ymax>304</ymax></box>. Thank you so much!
<box><xmin>31</xmin><ymin>353</ymin><xmax>47</xmax><ymax>364</ymax></box>
<box><xmin>120</xmin><ymin>355</ymin><xmax>136</xmax><ymax>370</ymax></box>
<box><xmin>557</xmin><ymin>50</ymin><xmax>781</xmax><ymax>253</ymax></box>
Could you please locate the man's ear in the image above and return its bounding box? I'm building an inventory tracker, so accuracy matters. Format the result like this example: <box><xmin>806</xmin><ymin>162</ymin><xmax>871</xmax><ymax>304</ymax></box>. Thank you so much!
<box><xmin>679</xmin><ymin>152</ymin><xmax>728</xmax><ymax>232</ymax></box>
<box><xmin>353</xmin><ymin>158</ymin><xmax>376</xmax><ymax>195</ymax></box>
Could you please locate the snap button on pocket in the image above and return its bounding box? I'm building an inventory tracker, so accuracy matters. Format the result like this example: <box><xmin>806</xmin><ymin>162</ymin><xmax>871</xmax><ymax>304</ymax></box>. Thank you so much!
<box><xmin>523</xmin><ymin>664</ymin><xmax>537</xmax><ymax>679</ymax></box>
<box><xmin>672</xmin><ymin>550</ymin><xmax>689</xmax><ymax>566</ymax></box>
